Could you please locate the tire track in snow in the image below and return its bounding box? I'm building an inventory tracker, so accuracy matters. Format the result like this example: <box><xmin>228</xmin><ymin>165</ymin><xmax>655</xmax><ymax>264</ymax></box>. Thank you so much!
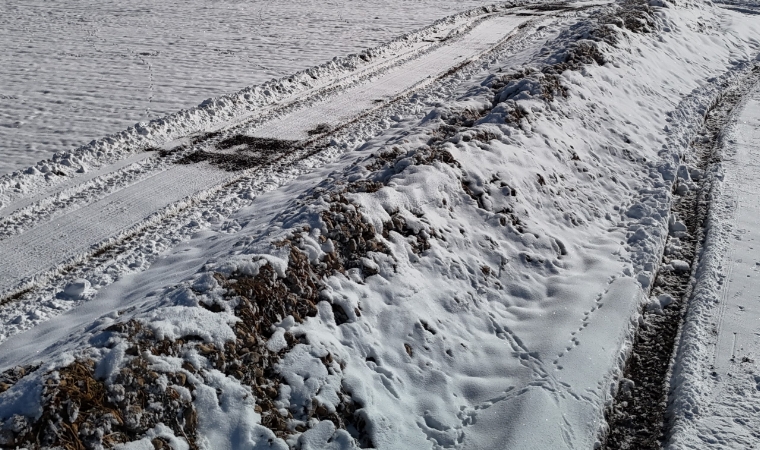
<box><xmin>0</xmin><ymin>151</ymin><xmax>152</xmax><ymax>221</ymax></box>
<box><xmin>0</xmin><ymin>11</ymin><xmax>542</xmax><ymax>301</ymax></box>
<box><xmin>0</xmin><ymin>5</ymin><xmax>508</xmax><ymax>232</ymax></box>
<box><xmin>604</xmin><ymin>64</ymin><xmax>760</xmax><ymax>450</ymax></box>
<box><xmin>253</xmin><ymin>16</ymin><xmax>532</xmax><ymax>141</ymax></box>
<box><xmin>0</xmin><ymin>164</ymin><xmax>228</xmax><ymax>295</ymax></box>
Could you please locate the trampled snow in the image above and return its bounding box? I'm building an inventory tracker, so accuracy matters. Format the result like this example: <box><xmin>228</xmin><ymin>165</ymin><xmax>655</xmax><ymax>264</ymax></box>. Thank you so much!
<box><xmin>669</xmin><ymin>76</ymin><xmax>760</xmax><ymax>449</ymax></box>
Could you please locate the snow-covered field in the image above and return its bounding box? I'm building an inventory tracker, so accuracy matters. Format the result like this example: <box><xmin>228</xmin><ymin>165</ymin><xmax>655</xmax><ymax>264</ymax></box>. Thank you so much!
<box><xmin>0</xmin><ymin>0</ymin><xmax>494</xmax><ymax>175</ymax></box>
<box><xmin>1</xmin><ymin>0</ymin><xmax>760</xmax><ymax>449</ymax></box>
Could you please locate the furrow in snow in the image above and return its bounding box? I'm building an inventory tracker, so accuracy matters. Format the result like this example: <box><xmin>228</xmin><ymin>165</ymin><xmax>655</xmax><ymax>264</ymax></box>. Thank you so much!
<box><xmin>668</xmin><ymin>68</ymin><xmax>760</xmax><ymax>449</ymax></box>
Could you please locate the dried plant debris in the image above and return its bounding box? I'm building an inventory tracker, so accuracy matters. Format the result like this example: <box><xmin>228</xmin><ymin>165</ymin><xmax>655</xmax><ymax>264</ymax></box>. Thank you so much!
<box><xmin>320</xmin><ymin>195</ymin><xmax>389</xmax><ymax>269</ymax></box>
<box><xmin>0</xmin><ymin>192</ymin><xmax>396</xmax><ymax>448</ymax></box>
<box><xmin>1</xmin><ymin>356</ymin><xmax>198</xmax><ymax>450</ymax></box>
<box><xmin>364</xmin><ymin>147</ymin><xmax>405</xmax><ymax>172</ymax></box>
<box><xmin>0</xmin><ymin>364</ymin><xmax>39</xmax><ymax>394</ymax></box>
<box><xmin>0</xmin><ymin>139</ymin><xmax>456</xmax><ymax>448</ymax></box>
<box><xmin>491</xmin><ymin>67</ymin><xmax>568</xmax><ymax>104</ymax></box>
<box><xmin>490</xmin><ymin>38</ymin><xmax>607</xmax><ymax>106</ymax></box>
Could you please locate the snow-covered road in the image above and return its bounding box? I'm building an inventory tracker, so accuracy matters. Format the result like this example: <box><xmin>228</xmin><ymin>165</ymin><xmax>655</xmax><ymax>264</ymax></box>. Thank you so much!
<box><xmin>715</xmin><ymin>86</ymin><xmax>760</xmax><ymax>398</ymax></box>
<box><xmin>0</xmin><ymin>11</ymin><xmax>538</xmax><ymax>300</ymax></box>
<box><xmin>254</xmin><ymin>15</ymin><xmax>530</xmax><ymax>140</ymax></box>
<box><xmin>0</xmin><ymin>0</ymin><xmax>502</xmax><ymax>175</ymax></box>
<box><xmin>669</xmin><ymin>80</ymin><xmax>760</xmax><ymax>449</ymax></box>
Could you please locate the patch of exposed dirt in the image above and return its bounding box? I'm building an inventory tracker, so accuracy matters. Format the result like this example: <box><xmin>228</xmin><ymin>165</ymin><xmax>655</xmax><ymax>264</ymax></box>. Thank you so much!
<box><xmin>216</xmin><ymin>135</ymin><xmax>297</xmax><ymax>153</ymax></box>
<box><xmin>176</xmin><ymin>135</ymin><xmax>300</xmax><ymax>171</ymax></box>
<box><xmin>599</xmin><ymin>0</ymin><xmax>656</xmax><ymax>36</ymax></box>
<box><xmin>307</xmin><ymin>123</ymin><xmax>332</xmax><ymax>136</ymax></box>
<box><xmin>3</xmin><ymin>355</ymin><xmax>198</xmax><ymax>450</ymax></box>
<box><xmin>528</xmin><ymin>2</ymin><xmax>576</xmax><ymax>12</ymax></box>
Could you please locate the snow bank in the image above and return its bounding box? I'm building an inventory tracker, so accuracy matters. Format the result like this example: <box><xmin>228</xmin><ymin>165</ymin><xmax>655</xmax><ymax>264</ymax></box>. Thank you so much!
<box><xmin>2</xmin><ymin>0</ymin><xmax>760</xmax><ymax>448</ymax></box>
<box><xmin>0</xmin><ymin>0</ymin><xmax>527</xmax><ymax>208</ymax></box>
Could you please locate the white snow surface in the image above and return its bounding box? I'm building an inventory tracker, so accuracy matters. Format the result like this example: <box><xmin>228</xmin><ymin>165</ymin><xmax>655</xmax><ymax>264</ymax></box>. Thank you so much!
<box><xmin>1</xmin><ymin>1</ymin><xmax>760</xmax><ymax>449</ymax></box>
<box><xmin>0</xmin><ymin>0</ymin><xmax>495</xmax><ymax>175</ymax></box>
<box><xmin>0</xmin><ymin>7</ymin><xmax>537</xmax><ymax>339</ymax></box>
<box><xmin>668</xmin><ymin>77</ymin><xmax>760</xmax><ymax>447</ymax></box>
<box><xmin>0</xmin><ymin>1</ymin><xmax>523</xmax><ymax>214</ymax></box>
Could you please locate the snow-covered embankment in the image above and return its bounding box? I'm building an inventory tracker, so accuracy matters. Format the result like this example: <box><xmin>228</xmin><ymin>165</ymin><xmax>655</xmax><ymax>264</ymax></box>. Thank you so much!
<box><xmin>2</xmin><ymin>0</ymin><xmax>760</xmax><ymax>448</ymax></box>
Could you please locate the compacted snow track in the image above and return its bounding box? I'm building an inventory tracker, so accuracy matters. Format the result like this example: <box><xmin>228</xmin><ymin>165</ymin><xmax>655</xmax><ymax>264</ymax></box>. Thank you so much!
<box><xmin>0</xmin><ymin>9</ymin><xmax>549</xmax><ymax>301</ymax></box>
<box><xmin>0</xmin><ymin>164</ymin><xmax>228</xmax><ymax>295</ymax></box>
<box><xmin>667</xmin><ymin>72</ymin><xmax>760</xmax><ymax>449</ymax></box>
<box><xmin>254</xmin><ymin>15</ymin><xmax>531</xmax><ymax>140</ymax></box>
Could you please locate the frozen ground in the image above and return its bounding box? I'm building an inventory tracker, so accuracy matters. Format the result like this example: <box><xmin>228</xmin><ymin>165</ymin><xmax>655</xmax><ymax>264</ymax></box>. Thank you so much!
<box><xmin>1</xmin><ymin>0</ymin><xmax>760</xmax><ymax>449</ymax></box>
<box><xmin>0</xmin><ymin>0</ymin><xmax>493</xmax><ymax>175</ymax></box>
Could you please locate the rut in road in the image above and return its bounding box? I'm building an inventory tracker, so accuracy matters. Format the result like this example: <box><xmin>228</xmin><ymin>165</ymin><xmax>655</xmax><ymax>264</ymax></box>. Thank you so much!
<box><xmin>253</xmin><ymin>16</ymin><xmax>531</xmax><ymax>141</ymax></box>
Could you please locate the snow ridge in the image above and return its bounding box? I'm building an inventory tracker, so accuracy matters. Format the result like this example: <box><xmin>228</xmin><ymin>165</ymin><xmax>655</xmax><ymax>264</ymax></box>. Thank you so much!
<box><xmin>2</xmin><ymin>1</ymin><xmax>760</xmax><ymax>449</ymax></box>
<box><xmin>0</xmin><ymin>1</ymin><xmax>529</xmax><ymax>210</ymax></box>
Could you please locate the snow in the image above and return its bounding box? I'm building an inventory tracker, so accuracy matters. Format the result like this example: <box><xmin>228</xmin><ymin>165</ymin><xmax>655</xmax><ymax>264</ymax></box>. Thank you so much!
<box><xmin>143</xmin><ymin>305</ymin><xmax>239</xmax><ymax>348</ymax></box>
<box><xmin>0</xmin><ymin>0</ymin><xmax>495</xmax><ymax>175</ymax></box>
<box><xmin>668</xmin><ymin>77</ymin><xmax>760</xmax><ymax>448</ymax></box>
<box><xmin>60</xmin><ymin>278</ymin><xmax>92</xmax><ymax>300</ymax></box>
<box><xmin>1</xmin><ymin>0</ymin><xmax>760</xmax><ymax>448</ymax></box>
<box><xmin>252</xmin><ymin>15</ymin><xmax>531</xmax><ymax>141</ymax></box>
<box><xmin>0</xmin><ymin>6</ymin><xmax>539</xmax><ymax>342</ymax></box>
